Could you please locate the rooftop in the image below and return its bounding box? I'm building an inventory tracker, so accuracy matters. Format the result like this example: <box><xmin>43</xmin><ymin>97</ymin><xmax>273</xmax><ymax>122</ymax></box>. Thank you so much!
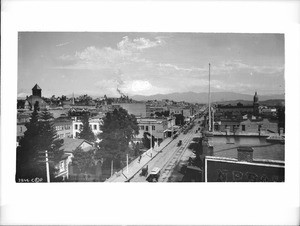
<box><xmin>59</xmin><ymin>138</ymin><xmax>93</xmax><ymax>153</ymax></box>
<box><xmin>210</xmin><ymin>136</ymin><xmax>284</xmax><ymax>161</ymax></box>
<box><xmin>32</xmin><ymin>84</ymin><xmax>42</xmax><ymax>90</ymax></box>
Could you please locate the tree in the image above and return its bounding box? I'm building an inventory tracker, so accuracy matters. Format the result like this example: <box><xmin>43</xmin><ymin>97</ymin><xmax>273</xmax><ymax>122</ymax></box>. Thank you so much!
<box><xmin>71</xmin><ymin>148</ymin><xmax>96</xmax><ymax>181</ymax></box>
<box><xmin>174</xmin><ymin>114</ymin><xmax>184</xmax><ymax>125</ymax></box>
<box><xmin>133</xmin><ymin>142</ymin><xmax>141</xmax><ymax>156</ymax></box>
<box><xmin>78</xmin><ymin>113</ymin><xmax>96</xmax><ymax>142</ymax></box>
<box><xmin>277</xmin><ymin>106</ymin><xmax>285</xmax><ymax>131</ymax></box>
<box><xmin>33</xmin><ymin>100</ymin><xmax>40</xmax><ymax>111</ymax></box>
<box><xmin>154</xmin><ymin>110</ymin><xmax>170</xmax><ymax>117</ymax></box>
<box><xmin>78</xmin><ymin>94</ymin><xmax>92</xmax><ymax>105</ymax></box>
<box><xmin>16</xmin><ymin>105</ymin><xmax>41</xmax><ymax>181</ymax></box>
<box><xmin>142</xmin><ymin>132</ymin><xmax>155</xmax><ymax>149</ymax></box>
<box><xmin>97</xmin><ymin>108</ymin><xmax>139</xmax><ymax>167</ymax></box>
<box><xmin>39</xmin><ymin>110</ymin><xmax>63</xmax><ymax>166</ymax></box>
<box><xmin>16</xmin><ymin>109</ymin><xmax>63</xmax><ymax>182</ymax></box>
<box><xmin>188</xmin><ymin>139</ymin><xmax>203</xmax><ymax>168</ymax></box>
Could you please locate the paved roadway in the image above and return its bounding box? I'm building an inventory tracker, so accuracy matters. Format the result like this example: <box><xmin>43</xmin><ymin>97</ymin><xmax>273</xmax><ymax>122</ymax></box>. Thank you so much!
<box><xmin>106</xmin><ymin>109</ymin><xmax>206</xmax><ymax>182</ymax></box>
<box><xmin>130</xmin><ymin>119</ymin><xmax>202</xmax><ymax>182</ymax></box>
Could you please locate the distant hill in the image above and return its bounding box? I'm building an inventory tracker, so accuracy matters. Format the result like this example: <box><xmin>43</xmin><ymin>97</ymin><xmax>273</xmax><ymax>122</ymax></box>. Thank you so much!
<box><xmin>215</xmin><ymin>99</ymin><xmax>285</xmax><ymax>107</ymax></box>
<box><xmin>131</xmin><ymin>92</ymin><xmax>285</xmax><ymax>104</ymax></box>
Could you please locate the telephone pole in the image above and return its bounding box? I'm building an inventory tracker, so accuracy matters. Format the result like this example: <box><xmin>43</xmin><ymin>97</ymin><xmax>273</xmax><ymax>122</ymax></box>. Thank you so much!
<box><xmin>208</xmin><ymin>63</ymin><xmax>211</xmax><ymax>132</ymax></box>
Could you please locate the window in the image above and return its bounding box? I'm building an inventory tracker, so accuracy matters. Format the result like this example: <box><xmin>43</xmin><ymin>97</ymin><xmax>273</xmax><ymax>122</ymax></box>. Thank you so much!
<box><xmin>60</xmin><ymin>161</ymin><xmax>65</xmax><ymax>171</ymax></box>
<box><xmin>80</xmin><ymin>124</ymin><xmax>83</xmax><ymax>130</ymax></box>
<box><xmin>75</xmin><ymin>124</ymin><xmax>78</xmax><ymax>130</ymax></box>
<box><xmin>94</xmin><ymin>125</ymin><xmax>97</xmax><ymax>130</ymax></box>
<box><xmin>140</xmin><ymin>126</ymin><xmax>144</xmax><ymax>130</ymax></box>
<box><xmin>242</xmin><ymin>125</ymin><xmax>245</xmax><ymax>131</ymax></box>
<box><xmin>152</xmin><ymin>126</ymin><xmax>155</xmax><ymax>130</ymax></box>
<box><xmin>146</xmin><ymin>126</ymin><xmax>149</xmax><ymax>131</ymax></box>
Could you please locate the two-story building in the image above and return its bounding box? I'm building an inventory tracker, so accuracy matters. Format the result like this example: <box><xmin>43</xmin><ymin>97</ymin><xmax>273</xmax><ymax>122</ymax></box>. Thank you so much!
<box><xmin>135</xmin><ymin>118</ymin><xmax>167</xmax><ymax>143</ymax></box>
<box><xmin>134</xmin><ymin>116</ymin><xmax>176</xmax><ymax>144</ymax></box>
<box><xmin>55</xmin><ymin>138</ymin><xmax>94</xmax><ymax>181</ymax></box>
<box><xmin>217</xmin><ymin>118</ymin><xmax>243</xmax><ymax>133</ymax></box>
<box><xmin>215</xmin><ymin>117</ymin><xmax>278</xmax><ymax>135</ymax></box>
<box><xmin>238</xmin><ymin>118</ymin><xmax>278</xmax><ymax>134</ymax></box>
<box><xmin>72</xmin><ymin>117</ymin><xmax>102</xmax><ymax>138</ymax></box>
<box><xmin>169</xmin><ymin>106</ymin><xmax>183</xmax><ymax>115</ymax></box>
<box><xmin>113</xmin><ymin>103</ymin><xmax>151</xmax><ymax>117</ymax></box>
<box><xmin>53</xmin><ymin>118</ymin><xmax>73</xmax><ymax>139</ymax></box>
<box><xmin>16</xmin><ymin>112</ymin><xmax>31</xmax><ymax>144</ymax></box>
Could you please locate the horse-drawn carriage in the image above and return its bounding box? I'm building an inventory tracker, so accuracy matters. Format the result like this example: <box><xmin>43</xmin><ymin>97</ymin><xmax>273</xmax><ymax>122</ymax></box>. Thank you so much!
<box><xmin>146</xmin><ymin>167</ymin><xmax>161</xmax><ymax>182</ymax></box>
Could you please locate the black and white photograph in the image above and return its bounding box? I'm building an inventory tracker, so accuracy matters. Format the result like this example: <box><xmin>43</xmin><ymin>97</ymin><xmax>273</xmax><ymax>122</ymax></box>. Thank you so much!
<box><xmin>16</xmin><ymin>32</ymin><xmax>285</xmax><ymax>183</ymax></box>
<box><xmin>1</xmin><ymin>1</ymin><xmax>300</xmax><ymax>225</ymax></box>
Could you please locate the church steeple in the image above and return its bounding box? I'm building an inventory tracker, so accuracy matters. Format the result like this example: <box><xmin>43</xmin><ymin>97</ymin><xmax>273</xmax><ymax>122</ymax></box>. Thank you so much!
<box><xmin>72</xmin><ymin>92</ymin><xmax>75</xmax><ymax>105</ymax></box>
<box><xmin>32</xmin><ymin>84</ymin><xmax>42</xmax><ymax>97</ymax></box>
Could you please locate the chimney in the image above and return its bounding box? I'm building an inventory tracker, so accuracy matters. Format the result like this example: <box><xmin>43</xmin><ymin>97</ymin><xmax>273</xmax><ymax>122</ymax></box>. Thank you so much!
<box><xmin>279</xmin><ymin>127</ymin><xmax>284</xmax><ymax>135</ymax></box>
<box><xmin>237</xmin><ymin>146</ymin><xmax>254</xmax><ymax>162</ymax></box>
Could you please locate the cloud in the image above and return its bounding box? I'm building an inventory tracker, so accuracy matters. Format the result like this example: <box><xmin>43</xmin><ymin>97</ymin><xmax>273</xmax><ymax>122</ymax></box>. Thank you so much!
<box><xmin>17</xmin><ymin>92</ymin><xmax>30</xmax><ymax>98</ymax></box>
<box><xmin>55</xmin><ymin>36</ymin><xmax>164</xmax><ymax>71</ymax></box>
<box><xmin>56</xmin><ymin>42</ymin><xmax>71</xmax><ymax>47</ymax></box>
<box><xmin>53</xmin><ymin>37</ymin><xmax>283</xmax><ymax>96</ymax></box>
<box><xmin>94</xmin><ymin>79</ymin><xmax>170</xmax><ymax>96</ymax></box>
<box><xmin>218</xmin><ymin>60</ymin><xmax>284</xmax><ymax>75</ymax></box>
<box><xmin>157</xmin><ymin>63</ymin><xmax>206</xmax><ymax>74</ymax></box>
<box><xmin>117</xmin><ymin>36</ymin><xmax>165</xmax><ymax>52</ymax></box>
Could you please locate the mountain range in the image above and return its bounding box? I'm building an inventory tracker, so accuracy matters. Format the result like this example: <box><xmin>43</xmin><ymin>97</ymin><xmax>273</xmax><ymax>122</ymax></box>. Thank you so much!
<box><xmin>131</xmin><ymin>92</ymin><xmax>285</xmax><ymax>104</ymax></box>
<box><xmin>17</xmin><ymin>91</ymin><xmax>285</xmax><ymax>104</ymax></box>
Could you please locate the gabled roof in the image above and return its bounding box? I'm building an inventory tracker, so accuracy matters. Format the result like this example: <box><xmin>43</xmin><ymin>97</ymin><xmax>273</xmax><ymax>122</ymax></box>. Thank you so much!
<box><xmin>59</xmin><ymin>138</ymin><xmax>93</xmax><ymax>153</ymax></box>
<box><xmin>32</xmin><ymin>84</ymin><xmax>41</xmax><ymax>90</ymax></box>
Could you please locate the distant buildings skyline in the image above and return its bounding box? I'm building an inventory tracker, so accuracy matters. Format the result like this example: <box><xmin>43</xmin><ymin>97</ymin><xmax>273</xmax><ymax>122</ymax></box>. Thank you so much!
<box><xmin>18</xmin><ymin>32</ymin><xmax>285</xmax><ymax>98</ymax></box>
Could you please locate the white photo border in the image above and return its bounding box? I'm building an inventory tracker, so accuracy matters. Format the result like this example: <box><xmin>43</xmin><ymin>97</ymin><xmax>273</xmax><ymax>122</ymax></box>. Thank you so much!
<box><xmin>1</xmin><ymin>0</ymin><xmax>300</xmax><ymax>225</ymax></box>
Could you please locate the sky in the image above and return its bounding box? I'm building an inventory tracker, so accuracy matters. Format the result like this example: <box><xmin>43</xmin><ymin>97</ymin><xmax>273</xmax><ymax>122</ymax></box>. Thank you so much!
<box><xmin>18</xmin><ymin>32</ymin><xmax>285</xmax><ymax>98</ymax></box>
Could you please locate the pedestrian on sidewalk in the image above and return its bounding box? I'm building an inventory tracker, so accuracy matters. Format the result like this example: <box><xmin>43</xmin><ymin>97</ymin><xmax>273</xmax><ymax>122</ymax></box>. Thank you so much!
<box><xmin>138</xmin><ymin>155</ymin><xmax>142</xmax><ymax>163</ymax></box>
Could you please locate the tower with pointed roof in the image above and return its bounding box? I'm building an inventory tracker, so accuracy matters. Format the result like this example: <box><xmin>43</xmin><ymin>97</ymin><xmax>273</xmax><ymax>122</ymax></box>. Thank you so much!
<box><xmin>32</xmin><ymin>84</ymin><xmax>42</xmax><ymax>97</ymax></box>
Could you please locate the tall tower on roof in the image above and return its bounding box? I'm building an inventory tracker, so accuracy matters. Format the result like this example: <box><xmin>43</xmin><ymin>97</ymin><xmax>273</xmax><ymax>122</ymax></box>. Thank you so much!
<box><xmin>32</xmin><ymin>84</ymin><xmax>42</xmax><ymax>97</ymax></box>
<box><xmin>253</xmin><ymin>91</ymin><xmax>259</xmax><ymax>116</ymax></box>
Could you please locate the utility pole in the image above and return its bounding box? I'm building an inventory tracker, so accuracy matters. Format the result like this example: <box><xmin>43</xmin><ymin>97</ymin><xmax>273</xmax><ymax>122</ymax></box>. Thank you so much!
<box><xmin>212</xmin><ymin>107</ymin><xmax>214</xmax><ymax>133</ymax></box>
<box><xmin>111</xmin><ymin>160</ymin><xmax>113</xmax><ymax>176</ymax></box>
<box><xmin>38</xmin><ymin>150</ymin><xmax>51</xmax><ymax>182</ymax></box>
<box><xmin>126</xmin><ymin>153</ymin><xmax>129</xmax><ymax>174</ymax></box>
<box><xmin>45</xmin><ymin>150</ymin><xmax>50</xmax><ymax>183</ymax></box>
<box><xmin>150</xmin><ymin>123</ymin><xmax>153</xmax><ymax>157</ymax></box>
<box><xmin>208</xmin><ymin>63</ymin><xmax>211</xmax><ymax>132</ymax></box>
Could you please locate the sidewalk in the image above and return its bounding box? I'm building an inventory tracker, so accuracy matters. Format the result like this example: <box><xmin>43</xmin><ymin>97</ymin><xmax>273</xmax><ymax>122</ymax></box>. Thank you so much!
<box><xmin>106</xmin><ymin>138</ymin><xmax>172</xmax><ymax>182</ymax></box>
